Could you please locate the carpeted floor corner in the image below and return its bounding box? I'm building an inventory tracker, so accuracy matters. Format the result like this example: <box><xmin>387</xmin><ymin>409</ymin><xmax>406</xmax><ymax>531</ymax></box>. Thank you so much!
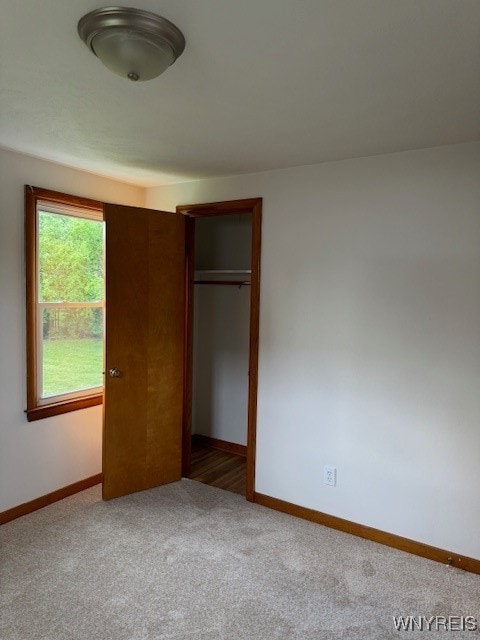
<box><xmin>1</xmin><ymin>479</ymin><xmax>479</xmax><ymax>639</ymax></box>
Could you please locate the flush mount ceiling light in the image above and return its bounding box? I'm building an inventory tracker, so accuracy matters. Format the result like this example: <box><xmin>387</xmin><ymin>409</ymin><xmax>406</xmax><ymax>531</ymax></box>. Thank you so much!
<box><xmin>78</xmin><ymin>6</ymin><xmax>185</xmax><ymax>82</ymax></box>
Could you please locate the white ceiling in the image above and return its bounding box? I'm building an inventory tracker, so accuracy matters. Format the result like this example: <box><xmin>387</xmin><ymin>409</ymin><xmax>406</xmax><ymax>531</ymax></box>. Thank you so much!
<box><xmin>1</xmin><ymin>0</ymin><xmax>479</xmax><ymax>186</ymax></box>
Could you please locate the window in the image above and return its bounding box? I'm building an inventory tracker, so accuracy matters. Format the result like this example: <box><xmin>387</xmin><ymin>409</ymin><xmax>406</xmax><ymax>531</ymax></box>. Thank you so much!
<box><xmin>25</xmin><ymin>187</ymin><xmax>104</xmax><ymax>421</ymax></box>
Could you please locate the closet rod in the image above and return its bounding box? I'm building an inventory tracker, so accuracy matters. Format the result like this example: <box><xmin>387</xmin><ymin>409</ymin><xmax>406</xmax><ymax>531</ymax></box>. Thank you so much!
<box><xmin>194</xmin><ymin>280</ymin><xmax>251</xmax><ymax>286</ymax></box>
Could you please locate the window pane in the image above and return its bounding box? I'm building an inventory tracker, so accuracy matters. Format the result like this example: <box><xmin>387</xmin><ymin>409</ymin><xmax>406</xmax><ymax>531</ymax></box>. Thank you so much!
<box><xmin>38</xmin><ymin>211</ymin><xmax>104</xmax><ymax>303</ymax></box>
<box><xmin>41</xmin><ymin>307</ymin><xmax>104</xmax><ymax>398</ymax></box>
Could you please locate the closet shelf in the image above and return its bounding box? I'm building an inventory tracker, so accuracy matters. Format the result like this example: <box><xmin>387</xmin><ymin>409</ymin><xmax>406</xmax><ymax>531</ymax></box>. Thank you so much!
<box><xmin>194</xmin><ymin>270</ymin><xmax>251</xmax><ymax>276</ymax></box>
<box><xmin>194</xmin><ymin>280</ymin><xmax>251</xmax><ymax>286</ymax></box>
<box><xmin>194</xmin><ymin>270</ymin><xmax>251</xmax><ymax>287</ymax></box>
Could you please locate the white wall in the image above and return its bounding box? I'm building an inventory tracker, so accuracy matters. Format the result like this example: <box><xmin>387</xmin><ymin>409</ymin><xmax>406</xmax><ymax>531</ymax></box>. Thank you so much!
<box><xmin>147</xmin><ymin>142</ymin><xmax>480</xmax><ymax>559</ymax></box>
<box><xmin>194</xmin><ymin>213</ymin><xmax>252</xmax><ymax>271</ymax></box>
<box><xmin>192</xmin><ymin>215</ymin><xmax>251</xmax><ymax>445</ymax></box>
<box><xmin>193</xmin><ymin>287</ymin><xmax>250</xmax><ymax>446</ymax></box>
<box><xmin>0</xmin><ymin>148</ymin><xmax>145</xmax><ymax>512</ymax></box>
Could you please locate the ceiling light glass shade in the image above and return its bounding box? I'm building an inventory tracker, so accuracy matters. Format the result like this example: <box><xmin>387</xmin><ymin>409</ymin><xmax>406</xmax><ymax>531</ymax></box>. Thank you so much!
<box><xmin>91</xmin><ymin>29</ymin><xmax>175</xmax><ymax>81</ymax></box>
<box><xmin>78</xmin><ymin>7</ymin><xmax>185</xmax><ymax>82</ymax></box>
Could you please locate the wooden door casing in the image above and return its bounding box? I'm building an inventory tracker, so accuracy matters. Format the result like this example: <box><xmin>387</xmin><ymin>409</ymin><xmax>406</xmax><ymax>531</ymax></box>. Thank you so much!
<box><xmin>177</xmin><ymin>198</ymin><xmax>262</xmax><ymax>501</ymax></box>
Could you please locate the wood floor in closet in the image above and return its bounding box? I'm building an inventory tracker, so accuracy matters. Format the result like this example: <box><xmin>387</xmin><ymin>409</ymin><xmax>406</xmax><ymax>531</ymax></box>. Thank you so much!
<box><xmin>189</xmin><ymin>441</ymin><xmax>246</xmax><ymax>496</ymax></box>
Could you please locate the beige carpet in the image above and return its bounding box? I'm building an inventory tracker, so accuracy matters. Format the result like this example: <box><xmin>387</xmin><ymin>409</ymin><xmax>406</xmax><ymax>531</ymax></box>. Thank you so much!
<box><xmin>1</xmin><ymin>479</ymin><xmax>479</xmax><ymax>639</ymax></box>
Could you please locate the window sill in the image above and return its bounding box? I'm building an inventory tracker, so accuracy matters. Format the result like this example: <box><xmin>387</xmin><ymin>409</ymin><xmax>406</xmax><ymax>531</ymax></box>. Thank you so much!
<box><xmin>26</xmin><ymin>393</ymin><xmax>103</xmax><ymax>422</ymax></box>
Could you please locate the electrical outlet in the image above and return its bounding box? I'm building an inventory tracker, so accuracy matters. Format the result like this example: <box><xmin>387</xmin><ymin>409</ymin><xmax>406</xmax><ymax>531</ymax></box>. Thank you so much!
<box><xmin>324</xmin><ymin>465</ymin><xmax>337</xmax><ymax>487</ymax></box>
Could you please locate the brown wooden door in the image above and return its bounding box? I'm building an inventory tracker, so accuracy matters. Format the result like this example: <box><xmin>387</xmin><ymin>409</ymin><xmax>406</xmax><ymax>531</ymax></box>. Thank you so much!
<box><xmin>103</xmin><ymin>204</ymin><xmax>185</xmax><ymax>500</ymax></box>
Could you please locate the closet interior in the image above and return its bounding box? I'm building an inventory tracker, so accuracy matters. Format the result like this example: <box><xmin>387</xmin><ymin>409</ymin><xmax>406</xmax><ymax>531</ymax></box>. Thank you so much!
<box><xmin>188</xmin><ymin>212</ymin><xmax>252</xmax><ymax>496</ymax></box>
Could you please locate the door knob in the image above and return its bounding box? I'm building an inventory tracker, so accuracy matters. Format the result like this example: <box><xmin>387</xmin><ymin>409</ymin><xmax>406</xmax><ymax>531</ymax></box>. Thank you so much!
<box><xmin>108</xmin><ymin>368</ymin><xmax>121</xmax><ymax>378</ymax></box>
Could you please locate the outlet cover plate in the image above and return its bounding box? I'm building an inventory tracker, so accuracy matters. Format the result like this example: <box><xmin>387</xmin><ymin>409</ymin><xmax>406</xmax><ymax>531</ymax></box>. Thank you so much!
<box><xmin>324</xmin><ymin>465</ymin><xmax>337</xmax><ymax>487</ymax></box>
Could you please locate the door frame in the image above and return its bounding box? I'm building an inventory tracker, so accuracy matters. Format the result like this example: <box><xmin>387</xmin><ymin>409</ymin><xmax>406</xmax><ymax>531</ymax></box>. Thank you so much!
<box><xmin>177</xmin><ymin>198</ymin><xmax>262</xmax><ymax>501</ymax></box>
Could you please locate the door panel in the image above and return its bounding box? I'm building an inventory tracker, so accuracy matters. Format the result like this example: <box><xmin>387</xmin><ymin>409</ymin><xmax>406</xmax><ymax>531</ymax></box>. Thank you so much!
<box><xmin>103</xmin><ymin>204</ymin><xmax>185</xmax><ymax>500</ymax></box>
